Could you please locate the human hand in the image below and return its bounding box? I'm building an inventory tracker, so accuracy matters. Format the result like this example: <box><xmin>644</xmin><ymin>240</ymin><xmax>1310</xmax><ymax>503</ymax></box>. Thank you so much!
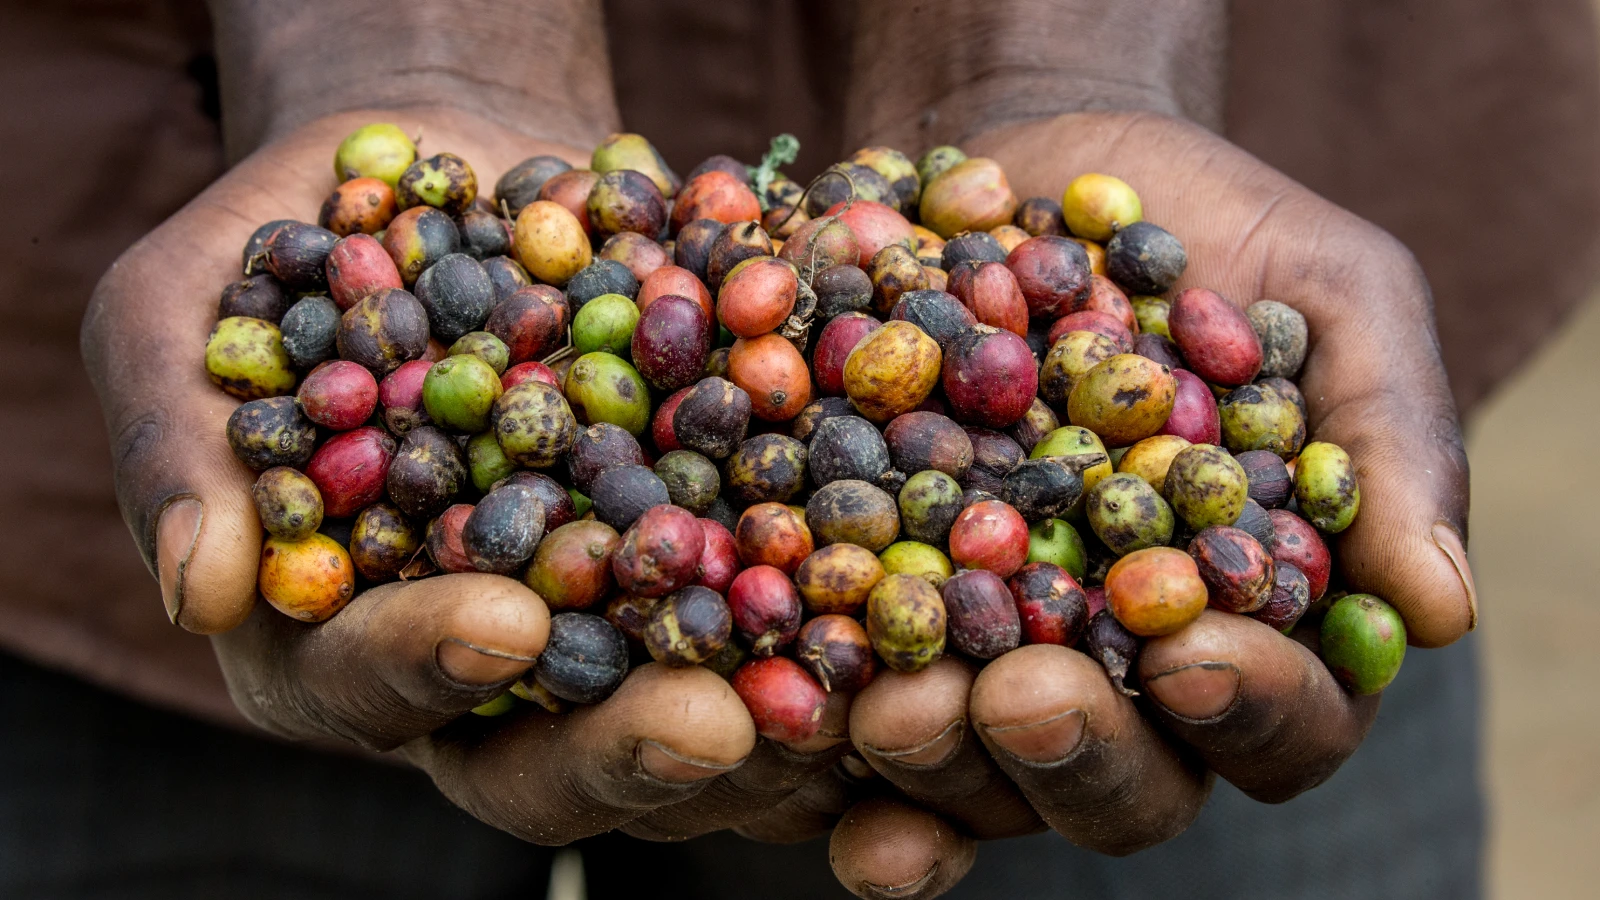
<box><xmin>83</xmin><ymin>103</ymin><xmax>865</xmax><ymax>846</ymax></box>
<box><xmin>826</xmin><ymin>111</ymin><xmax>1475</xmax><ymax>897</ymax></box>
<box><xmin>82</xmin><ymin>0</ymin><xmax>883</xmax><ymax>852</ymax></box>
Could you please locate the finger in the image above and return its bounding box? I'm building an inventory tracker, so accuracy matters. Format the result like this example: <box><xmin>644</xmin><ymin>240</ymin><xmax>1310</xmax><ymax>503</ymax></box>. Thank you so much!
<box><xmin>621</xmin><ymin>689</ymin><xmax>855</xmax><ymax>840</ymax></box>
<box><xmin>734</xmin><ymin>765</ymin><xmax>862</xmax><ymax>844</ymax></box>
<box><xmin>1185</xmin><ymin>176</ymin><xmax>1473</xmax><ymax>648</ymax></box>
<box><xmin>1139</xmin><ymin>609</ymin><xmax>1380</xmax><ymax>802</ymax></box>
<box><xmin>829</xmin><ymin>798</ymin><xmax>976</xmax><ymax>900</ymax></box>
<box><xmin>1172</xmin><ymin>174</ymin><xmax>1475</xmax><ymax>646</ymax></box>
<box><xmin>408</xmin><ymin>663</ymin><xmax>757</xmax><ymax>846</ymax></box>
<box><xmin>107</xmin><ymin>334</ymin><xmax>261</xmax><ymax>636</ymax></box>
<box><xmin>212</xmin><ymin>571</ymin><xmax>548</xmax><ymax>750</ymax></box>
<box><xmin>850</xmin><ymin>657</ymin><xmax>1043</xmax><ymax>839</ymax></box>
<box><xmin>83</xmin><ymin>143</ymin><xmax>336</xmax><ymax>634</ymax></box>
<box><xmin>968</xmin><ymin>643</ymin><xmax>1210</xmax><ymax>855</ymax></box>
<box><xmin>1282</xmin><ymin>244</ymin><xmax>1474</xmax><ymax>646</ymax></box>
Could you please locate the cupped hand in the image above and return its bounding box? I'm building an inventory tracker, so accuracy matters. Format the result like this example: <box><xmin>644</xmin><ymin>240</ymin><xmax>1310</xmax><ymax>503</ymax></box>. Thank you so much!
<box><xmin>828</xmin><ymin>111</ymin><xmax>1475</xmax><ymax>897</ymax></box>
<box><xmin>82</xmin><ymin>108</ymin><xmax>846</xmax><ymax>848</ymax></box>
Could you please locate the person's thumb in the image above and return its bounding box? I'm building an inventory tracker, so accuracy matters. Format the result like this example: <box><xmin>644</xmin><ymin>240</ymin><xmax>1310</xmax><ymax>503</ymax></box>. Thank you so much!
<box><xmin>84</xmin><ymin>207</ymin><xmax>272</xmax><ymax>634</ymax></box>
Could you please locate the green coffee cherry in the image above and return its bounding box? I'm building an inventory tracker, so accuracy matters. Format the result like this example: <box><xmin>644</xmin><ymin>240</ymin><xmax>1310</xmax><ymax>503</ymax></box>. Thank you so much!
<box><xmin>915</xmin><ymin>146</ymin><xmax>967</xmax><ymax>188</ymax></box>
<box><xmin>206</xmin><ymin>316</ymin><xmax>296</xmax><ymax>400</ymax></box>
<box><xmin>656</xmin><ymin>450</ymin><xmax>721</xmax><ymax>515</ymax></box>
<box><xmin>334</xmin><ymin>123</ymin><xmax>417</xmax><ymax>187</ymax></box>
<box><xmin>1130</xmin><ymin>296</ymin><xmax>1171</xmax><ymax>339</ymax></box>
<box><xmin>567</xmin><ymin>487</ymin><xmax>593</xmax><ymax>518</ymax></box>
<box><xmin>897</xmin><ymin>470</ymin><xmax>964</xmax><ymax>546</ymax></box>
<box><xmin>1163</xmin><ymin>444</ymin><xmax>1248</xmax><ymax>530</ymax></box>
<box><xmin>467</xmin><ymin>431</ymin><xmax>517</xmax><ymax>492</ymax></box>
<box><xmin>1294</xmin><ymin>441</ymin><xmax>1360</xmax><ymax>533</ymax></box>
<box><xmin>252</xmin><ymin>467</ymin><xmax>324</xmax><ymax>540</ymax></box>
<box><xmin>1031</xmin><ymin>425</ymin><xmax>1114</xmax><ymax>520</ymax></box>
<box><xmin>723</xmin><ymin>435</ymin><xmax>806</xmax><ymax>506</ymax></box>
<box><xmin>572</xmin><ymin>293</ymin><xmax>641</xmax><ymax>357</ymax></box>
<box><xmin>878</xmin><ymin>541</ymin><xmax>955</xmax><ymax>588</ymax></box>
<box><xmin>1320</xmin><ymin>594</ymin><xmax>1405</xmax><ymax>695</ymax></box>
<box><xmin>1219</xmin><ymin>383</ymin><xmax>1306</xmax><ymax>459</ymax></box>
<box><xmin>492</xmin><ymin>381</ymin><xmax>578</xmax><ymax>467</ymax></box>
<box><xmin>1085</xmin><ymin>473</ymin><xmax>1174</xmax><ymax>556</ymax></box>
<box><xmin>850</xmin><ymin>146</ymin><xmax>922</xmax><ymax>212</ymax></box>
<box><xmin>1027</xmin><ymin>518</ymin><xmax>1088</xmax><ymax>580</ymax></box>
<box><xmin>591</xmin><ymin>133</ymin><xmax>680</xmax><ymax>198</ymax></box>
<box><xmin>449</xmin><ymin>331</ymin><xmax>510</xmax><ymax>375</ymax></box>
<box><xmin>470</xmin><ymin>691</ymin><xmax>518</xmax><ymax>716</ymax></box>
<box><xmin>564</xmin><ymin>352</ymin><xmax>651</xmax><ymax>436</ymax></box>
<box><xmin>865</xmin><ymin>574</ymin><xmax>946</xmax><ymax>673</ymax></box>
<box><xmin>422</xmin><ymin>354</ymin><xmax>502</xmax><ymax>433</ymax></box>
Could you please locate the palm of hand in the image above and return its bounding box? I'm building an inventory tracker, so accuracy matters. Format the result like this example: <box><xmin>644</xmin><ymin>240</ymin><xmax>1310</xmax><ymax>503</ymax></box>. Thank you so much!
<box><xmin>84</xmin><ymin>108</ymin><xmax>858</xmax><ymax>856</ymax></box>
<box><xmin>829</xmin><ymin>112</ymin><xmax>1474</xmax><ymax>897</ymax></box>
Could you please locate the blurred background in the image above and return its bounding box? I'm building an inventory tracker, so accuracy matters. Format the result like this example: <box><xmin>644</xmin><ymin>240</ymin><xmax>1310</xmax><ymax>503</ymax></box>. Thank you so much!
<box><xmin>1473</xmin><ymin>294</ymin><xmax>1600</xmax><ymax>899</ymax></box>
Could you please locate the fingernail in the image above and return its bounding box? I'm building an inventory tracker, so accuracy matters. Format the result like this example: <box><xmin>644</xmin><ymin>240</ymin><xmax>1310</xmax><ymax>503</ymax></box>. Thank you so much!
<box><xmin>636</xmin><ymin>739</ymin><xmax>740</xmax><ymax>784</ymax></box>
<box><xmin>156</xmin><ymin>498</ymin><xmax>203</xmax><ymax>623</ymax></box>
<box><xmin>1145</xmin><ymin>662</ymin><xmax>1240</xmax><ymax>721</ymax></box>
<box><xmin>861</xmin><ymin>718</ymin><xmax>964</xmax><ymax>768</ymax></box>
<box><xmin>436</xmin><ymin>638</ymin><xmax>537</xmax><ymax>686</ymax></box>
<box><xmin>863</xmin><ymin>862</ymin><xmax>940</xmax><ymax>899</ymax></box>
<box><xmin>1433</xmin><ymin>522</ymin><xmax>1478</xmax><ymax>631</ymax></box>
<box><xmin>979</xmin><ymin>708</ymin><xmax>1086</xmax><ymax>764</ymax></box>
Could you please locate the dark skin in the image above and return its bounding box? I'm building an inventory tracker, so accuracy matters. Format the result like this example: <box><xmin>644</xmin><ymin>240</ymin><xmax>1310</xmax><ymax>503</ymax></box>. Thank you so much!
<box><xmin>83</xmin><ymin>0</ymin><xmax>1477</xmax><ymax>896</ymax></box>
<box><xmin>830</xmin><ymin>110</ymin><xmax>1475</xmax><ymax>894</ymax></box>
<box><xmin>89</xmin><ymin>101</ymin><xmax>866</xmax><ymax>846</ymax></box>
<box><xmin>830</xmin><ymin>1</ymin><xmax>1476</xmax><ymax>891</ymax></box>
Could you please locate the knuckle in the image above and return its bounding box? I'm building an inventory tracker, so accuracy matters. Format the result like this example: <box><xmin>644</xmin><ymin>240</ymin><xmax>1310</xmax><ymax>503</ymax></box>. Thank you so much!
<box><xmin>448</xmin><ymin>763</ymin><xmax>598</xmax><ymax>847</ymax></box>
<box><xmin>214</xmin><ymin>633</ymin><xmax>329</xmax><ymax>743</ymax></box>
<box><xmin>214</xmin><ymin>612</ymin><xmax>415</xmax><ymax>752</ymax></box>
<box><xmin>231</xmin><ymin>659</ymin><xmax>407</xmax><ymax>753</ymax></box>
<box><xmin>222</xmin><ymin>669</ymin><xmax>314</xmax><ymax>740</ymax></box>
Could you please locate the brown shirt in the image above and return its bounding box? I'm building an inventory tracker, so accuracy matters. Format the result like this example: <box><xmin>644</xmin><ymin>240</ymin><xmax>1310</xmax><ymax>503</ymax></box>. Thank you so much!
<box><xmin>2</xmin><ymin>0</ymin><xmax>1596</xmax><ymax>728</ymax></box>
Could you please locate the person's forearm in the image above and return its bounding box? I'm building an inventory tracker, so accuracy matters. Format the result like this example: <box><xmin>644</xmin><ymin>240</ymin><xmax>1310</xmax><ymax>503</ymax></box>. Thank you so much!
<box><xmin>207</xmin><ymin>0</ymin><xmax>621</xmax><ymax>160</ymax></box>
<box><xmin>845</xmin><ymin>0</ymin><xmax>1226</xmax><ymax>149</ymax></box>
